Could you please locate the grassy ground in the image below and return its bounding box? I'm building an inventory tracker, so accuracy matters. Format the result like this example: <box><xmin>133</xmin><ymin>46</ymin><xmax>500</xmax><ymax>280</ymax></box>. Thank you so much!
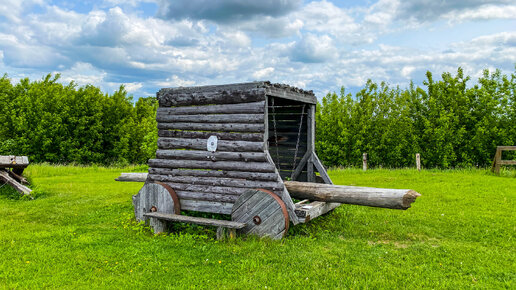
<box><xmin>0</xmin><ymin>165</ymin><xmax>514</xmax><ymax>289</ymax></box>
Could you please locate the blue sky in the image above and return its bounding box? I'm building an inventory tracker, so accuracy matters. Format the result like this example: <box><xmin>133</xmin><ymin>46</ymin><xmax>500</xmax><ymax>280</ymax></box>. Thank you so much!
<box><xmin>0</xmin><ymin>0</ymin><xmax>515</xmax><ymax>99</ymax></box>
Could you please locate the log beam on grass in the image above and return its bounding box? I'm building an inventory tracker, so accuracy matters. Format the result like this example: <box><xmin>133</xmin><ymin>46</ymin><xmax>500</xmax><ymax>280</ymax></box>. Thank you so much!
<box><xmin>115</xmin><ymin>173</ymin><xmax>148</xmax><ymax>182</ymax></box>
<box><xmin>284</xmin><ymin>181</ymin><xmax>420</xmax><ymax>210</ymax></box>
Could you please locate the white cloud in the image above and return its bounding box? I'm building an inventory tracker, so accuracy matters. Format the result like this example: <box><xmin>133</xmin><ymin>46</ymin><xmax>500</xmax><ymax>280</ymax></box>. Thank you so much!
<box><xmin>290</xmin><ymin>34</ymin><xmax>338</xmax><ymax>63</ymax></box>
<box><xmin>252</xmin><ymin>67</ymin><xmax>274</xmax><ymax>79</ymax></box>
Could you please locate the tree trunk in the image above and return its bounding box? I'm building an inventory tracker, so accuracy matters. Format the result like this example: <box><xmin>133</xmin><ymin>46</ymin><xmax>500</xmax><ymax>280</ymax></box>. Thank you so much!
<box><xmin>284</xmin><ymin>181</ymin><xmax>420</xmax><ymax>210</ymax></box>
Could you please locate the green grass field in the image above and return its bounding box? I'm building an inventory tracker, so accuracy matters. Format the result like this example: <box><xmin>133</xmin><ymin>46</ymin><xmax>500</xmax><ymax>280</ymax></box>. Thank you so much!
<box><xmin>1</xmin><ymin>165</ymin><xmax>514</xmax><ymax>289</ymax></box>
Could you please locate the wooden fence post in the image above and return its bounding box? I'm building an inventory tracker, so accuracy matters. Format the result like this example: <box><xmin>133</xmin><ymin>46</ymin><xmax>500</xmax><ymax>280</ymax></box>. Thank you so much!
<box><xmin>416</xmin><ymin>153</ymin><xmax>421</xmax><ymax>171</ymax></box>
<box><xmin>362</xmin><ymin>153</ymin><xmax>367</xmax><ymax>171</ymax></box>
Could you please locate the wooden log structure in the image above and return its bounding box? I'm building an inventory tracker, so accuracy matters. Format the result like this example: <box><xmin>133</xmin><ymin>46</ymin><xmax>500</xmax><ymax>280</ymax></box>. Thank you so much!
<box><xmin>128</xmin><ymin>82</ymin><xmax>421</xmax><ymax>239</ymax></box>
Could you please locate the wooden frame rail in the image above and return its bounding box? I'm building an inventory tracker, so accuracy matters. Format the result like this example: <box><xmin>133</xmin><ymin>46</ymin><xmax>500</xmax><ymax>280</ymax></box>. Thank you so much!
<box><xmin>491</xmin><ymin>146</ymin><xmax>516</xmax><ymax>174</ymax></box>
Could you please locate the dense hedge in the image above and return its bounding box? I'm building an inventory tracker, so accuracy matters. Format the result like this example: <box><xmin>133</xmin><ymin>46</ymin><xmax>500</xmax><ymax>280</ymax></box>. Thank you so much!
<box><xmin>316</xmin><ymin>68</ymin><xmax>516</xmax><ymax>168</ymax></box>
<box><xmin>1</xmin><ymin>68</ymin><xmax>514</xmax><ymax>168</ymax></box>
<box><xmin>0</xmin><ymin>74</ymin><xmax>157</xmax><ymax>165</ymax></box>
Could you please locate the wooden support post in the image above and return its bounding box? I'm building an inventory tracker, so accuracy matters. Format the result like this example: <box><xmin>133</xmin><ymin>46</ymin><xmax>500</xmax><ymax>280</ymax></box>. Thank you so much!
<box><xmin>416</xmin><ymin>153</ymin><xmax>421</xmax><ymax>171</ymax></box>
<box><xmin>362</xmin><ymin>153</ymin><xmax>367</xmax><ymax>171</ymax></box>
<box><xmin>307</xmin><ymin>104</ymin><xmax>315</xmax><ymax>182</ymax></box>
<box><xmin>492</xmin><ymin>148</ymin><xmax>502</xmax><ymax>174</ymax></box>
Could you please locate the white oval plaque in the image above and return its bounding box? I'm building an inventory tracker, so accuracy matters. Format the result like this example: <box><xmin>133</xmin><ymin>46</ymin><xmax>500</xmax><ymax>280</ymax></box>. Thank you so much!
<box><xmin>207</xmin><ymin>135</ymin><xmax>218</xmax><ymax>152</ymax></box>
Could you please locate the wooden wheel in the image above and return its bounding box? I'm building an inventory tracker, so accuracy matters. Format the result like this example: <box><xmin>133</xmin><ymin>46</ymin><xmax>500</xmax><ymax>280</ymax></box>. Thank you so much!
<box><xmin>231</xmin><ymin>189</ymin><xmax>289</xmax><ymax>240</ymax></box>
<box><xmin>132</xmin><ymin>182</ymin><xmax>180</xmax><ymax>232</ymax></box>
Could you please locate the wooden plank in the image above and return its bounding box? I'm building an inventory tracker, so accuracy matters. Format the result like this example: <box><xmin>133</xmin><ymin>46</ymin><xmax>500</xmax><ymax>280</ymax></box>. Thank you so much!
<box><xmin>0</xmin><ymin>156</ymin><xmax>29</xmax><ymax>168</ymax></box>
<box><xmin>266</xmin><ymin>88</ymin><xmax>317</xmax><ymax>104</ymax></box>
<box><xmin>175</xmin><ymin>190</ymin><xmax>239</xmax><ymax>203</ymax></box>
<box><xmin>157</xmin><ymin>138</ymin><xmax>264</xmax><ymax>152</ymax></box>
<box><xmin>500</xmin><ymin>160</ymin><xmax>516</xmax><ymax>165</ymax></box>
<box><xmin>148</xmin><ymin>159</ymin><xmax>276</xmax><ymax>173</ymax></box>
<box><xmin>179</xmin><ymin>199</ymin><xmax>234</xmax><ymax>215</ymax></box>
<box><xmin>148</xmin><ymin>174</ymin><xmax>284</xmax><ymax>190</ymax></box>
<box><xmin>157</xmin><ymin>122</ymin><xmax>265</xmax><ymax>133</ymax></box>
<box><xmin>158</xmin><ymin>130</ymin><xmax>263</xmax><ymax>141</ymax></box>
<box><xmin>158</xmin><ymin>88</ymin><xmax>265</xmax><ymax>107</ymax></box>
<box><xmin>291</xmin><ymin>151</ymin><xmax>310</xmax><ymax>181</ymax></box>
<box><xmin>144</xmin><ymin>212</ymin><xmax>246</xmax><ymax>229</ymax></box>
<box><xmin>307</xmin><ymin>104</ymin><xmax>315</xmax><ymax>182</ymax></box>
<box><xmin>295</xmin><ymin>201</ymin><xmax>341</xmax><ymax>223</ymax></box>
<box><xmin>0</xmin><ymin>170</ymin><xmax>32</xmax><ymax>197</ymax></box>
<box><xmin>149</xmin><ymin>168</ymin><xmax>278</xmax><ymax>181</ymax></box>
<box><xmin>158</xmin><ymin>82</ymin><xmax>265</xmax><ymax>96</ymax></box>
<box><xmin>313</xmin><ymin>153</ymin><xmax>333</xmax><ymax>185</ymax></box>
<box><xmin>156</xmin><ymin>149</ymin><xmax>268</xmax><ymax>162</ymax></box>
<box><xmin>157</xmin><ymin>101</ymin><xmax>265</xmax><ymax>115</ymax></box>
<box><xmin>497</xmin><ymin>146</ymin><xmax>516</xmax><ymax>150</ymax></box>
<box><xmin>156</xmin><ymin>113</ymin><xmax>264</xmax><ymax>123</ymax></box>
<box><xmin>160</xmin><ymin>182</ymin><xmax>252</xmax><ymax>195</ymax></box>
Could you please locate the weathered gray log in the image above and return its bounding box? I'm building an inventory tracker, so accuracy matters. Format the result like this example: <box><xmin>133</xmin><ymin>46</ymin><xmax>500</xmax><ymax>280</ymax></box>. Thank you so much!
<box><xmin>157</xmin><ymin>101</ymin><xmax>265</xmax><ymax>115</ymax></box>
<box><xmin>175</xmin><ymin>190</ymin><xmax>239</xmax><ymax>203</ymax></box>
<box><xmin>294</xmin><ymin>201</ymin><xmax>341</xmax><ymax>223</ymax></box>
<box><xmin>0</xmin><ymin>170</ymin><xmax>32</xmax><ymax>197</ymax></box>
<box><xmin>149</xmin><ymin>168</ymin><xmax>277</xmax><ymax>181</ymax></box>
<box><xmin>180</xmin><ymin>199</ymin><xmax>234</xmax><ymax>214</ymax></box>
<box><xmin>157</xmin><ymin>122</ymin><xmax>265</xmax><ymax>133</ymax></box>
<box><xmin>115</xmin><ymin>173</ymin><xmax>148</xmax><ymax>182</ymax></box>
<box><xmin>284</xmin><ymin>181</ymin><xmax>420</xmax><ymax>210</ymax></box>
<box><xmin>148</xmin><ymin>174</ymin><xmax>284</xmax><ymax>191</ymax></box>
<box><xmin>156</xmin><ymin>113</ymin><xmax>264</xmax><ymax>123</ymax></box>
<box><xmin>157</xmin><ymin>88</ymin><xmax>265</xmax><ymax>107</ymax></box>
<box><xmin>149</xmin><ymin>159</ymin><xmax>276</xmax><ymax>173</ymax></box>
<box><xmin>231</xmin><ymin>189</ymin><xmax>290</xmax><ymax>240</ymax></box>
<box><xmin>0</xmin><ymin>156</ymin><xmax>29</xmax><ymax>168</ymax></box>
<box><xmin>158</xmin><ymin>138</ymin><xmax>263</xmax><ymax>152</ymax></box>
<box><xmin>158</xmin><ymin>130</ymin><xmax>263</xmax><ymax>142</ymax></box>
<box><xmin>156</xmin><ymin>150</ymin><xmax>268</xmax><ymax>162</ymax></box>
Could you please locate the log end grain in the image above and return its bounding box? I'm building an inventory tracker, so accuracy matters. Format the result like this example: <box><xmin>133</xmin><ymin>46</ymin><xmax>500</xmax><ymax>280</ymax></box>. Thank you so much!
<box><xmin>401</xmin><ymin>190</ymin><xmax>421</xmax><ymax>209</ymax></box>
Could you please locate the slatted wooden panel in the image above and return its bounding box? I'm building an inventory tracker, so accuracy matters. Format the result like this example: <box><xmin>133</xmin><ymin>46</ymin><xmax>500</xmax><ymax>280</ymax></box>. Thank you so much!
<box><xmin>148</xmin><ymin>86</ymin><xmax>283</xmax><ymax>215</ymax></box>
<box><xmin>267</xmin><ymin>96</ymin><xmax>308</xmax><ymax>180</ymax></box>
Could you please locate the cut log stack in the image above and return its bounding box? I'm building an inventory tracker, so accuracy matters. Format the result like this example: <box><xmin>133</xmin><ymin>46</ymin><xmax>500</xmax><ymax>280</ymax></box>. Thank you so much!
<box><xmin>0</xmin><ymin>155</ymin><xmax>32</xmax><ymax>198</ymax></box>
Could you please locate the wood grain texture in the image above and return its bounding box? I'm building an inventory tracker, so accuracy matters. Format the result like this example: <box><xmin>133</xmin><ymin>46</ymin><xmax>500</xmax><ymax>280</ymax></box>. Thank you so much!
<box><xmin>132</xmin><ymin>183</ymin><xmax>180</xmax><ymax>224</ymax></box>
<box><xmin>157</xmin><ymin>138</ymin><xmax>263</xmax><ymax>152</ymax></box>
<box><xmin>231</xmin><ymin>189</ymin><xmax>289</xmax><ymax>239</ymax></box>
<box><xmin>295</xmin><ymin>201</ymin><xmax>341</xmax><ymax>223</ymax></box>
<box><xmin>157</xmin><ymin>122</ymin><xmax>265</xmax><ymax>133</ymax></box>
<box><xmin>148</xmin><ymin>159</ymin><xmax>276</xmax><ymax>173</ymax></box>
<box><xmin>149</xmin><ymin>168</ymin><xmax>278</xmax><ymax>181</ymax></box>
<box><xmin>156</xmin><ymin>113</ymin><xmax>264</xmax><ymax>123</ymax></box>
<box><xmin>158</xmin><ymin>130</ymin><xmax>263</xmax><ymax>141</ymax></box>
<box><xmin>158</xmin><ymin>87</ymin><xmax>265</xmax><ymax>107</ymax></box>
<box><xmin>284</xmin><ymin>181</ymin><xmax>421</xmax><ymax>210</ymax></box>
<box><xmin>157</xmin><ymin>101</ymin><xmax>265</xmax><ymax>115</ymax></box>
<box><xmin>144</xmin><ymin>212</ymin><xmax>246</xmax><ymax>228</ymax></box>
<box><xmin>0</xmin><ymin>170</ymin><xmax>32</xmax><ymax>197</ymax></box>
<box><xmin>0</xmin><ymin>156</ymin><xmax>29</xmax><ymax>168</ymax></box>
<box><xmin>148</xmin><ymin>174</ymin><xmax>284</xmax><ymax>191</ymax></box>
<box><xmin>115</xmin><ymin>172</ymin><xmax>148</xmax><ymax>182</ymax></box>
<box><xmin>156</xmin><ymin>150</ymin><xmax>267</xmax><ymax>162</ymax></box>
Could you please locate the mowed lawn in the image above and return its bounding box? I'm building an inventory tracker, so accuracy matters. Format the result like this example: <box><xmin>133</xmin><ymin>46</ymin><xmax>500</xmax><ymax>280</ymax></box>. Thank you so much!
<box><xmin>0</xmin><ymin>165</ymin><xmax>514</xmax><ymax>289</ymax></box>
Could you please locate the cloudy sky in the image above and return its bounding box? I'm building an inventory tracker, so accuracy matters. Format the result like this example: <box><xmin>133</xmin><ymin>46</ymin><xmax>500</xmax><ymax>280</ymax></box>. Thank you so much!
<box><xmin>1</xmin><ymin>0</ymin><xmax>515</xmax><ymax>99</ymax></box>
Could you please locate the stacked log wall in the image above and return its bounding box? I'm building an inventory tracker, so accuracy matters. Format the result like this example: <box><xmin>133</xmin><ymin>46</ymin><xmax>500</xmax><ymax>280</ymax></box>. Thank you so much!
<box><xmin>149</xmin><ymin>86</ymin><xmax>283</xmax><ymax>215</ymax></box>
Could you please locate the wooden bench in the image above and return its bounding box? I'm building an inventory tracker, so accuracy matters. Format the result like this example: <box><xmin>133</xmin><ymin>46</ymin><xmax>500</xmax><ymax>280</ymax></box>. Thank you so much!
<box><xmin>0</xmin><ymin>155</ymin><xmax>32</xmax><ymax>197</ymax></box>
<box><xmin>144</xmin><ymin>212</ymin><xmax>246</xmax><ymax>240</ymax></box>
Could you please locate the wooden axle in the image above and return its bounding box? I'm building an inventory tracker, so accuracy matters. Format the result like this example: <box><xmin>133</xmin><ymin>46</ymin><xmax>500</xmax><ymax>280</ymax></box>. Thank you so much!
<box><xmin>284</xmin><ymin>181</ymin><xmax>420</xmax><ymax>210</ymax></box>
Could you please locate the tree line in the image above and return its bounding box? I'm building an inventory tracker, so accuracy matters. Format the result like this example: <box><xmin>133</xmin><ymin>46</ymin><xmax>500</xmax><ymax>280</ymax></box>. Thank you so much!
<box><xmin>0</xmin><ymin>74</ymin><xmax>157</xmax><ymax>165</ymax></box>
<box><xmin>315</xmin><ymin>67</ymin><xmax>516</xmax><ymax>168</ymax></box>
<box><xmin>1</xmin><ymin>68</ymin><xmax>514</xmax><ymax>168</ymax></box>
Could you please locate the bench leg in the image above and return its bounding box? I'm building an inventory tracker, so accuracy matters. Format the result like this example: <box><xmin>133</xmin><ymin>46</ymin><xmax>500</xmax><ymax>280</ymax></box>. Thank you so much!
<box><xmin>216</xmin><ymin>227</ymin><xmax>225</xmax><ymax>240</ymax></box>
<box><xmin>150</xmin><ymin>217</ymin><xmax>167</xmax><ymax>234</ymax></box>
